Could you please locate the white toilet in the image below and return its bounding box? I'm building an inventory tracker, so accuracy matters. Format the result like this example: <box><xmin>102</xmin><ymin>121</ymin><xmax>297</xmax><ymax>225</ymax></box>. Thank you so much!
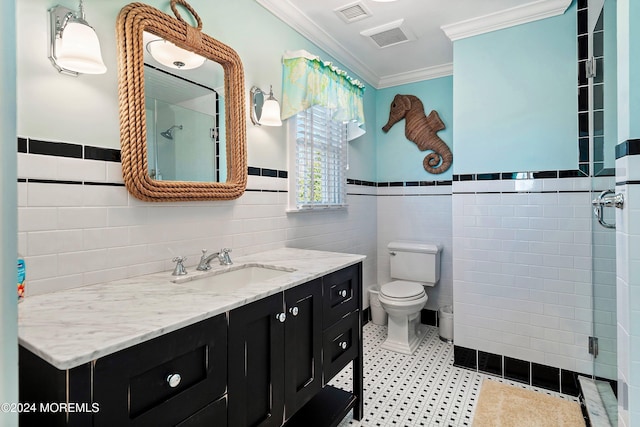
<box><xmin>378</xmin><ymin>241</ymin><xmax>441</xmax><ymax>354</ymax></box>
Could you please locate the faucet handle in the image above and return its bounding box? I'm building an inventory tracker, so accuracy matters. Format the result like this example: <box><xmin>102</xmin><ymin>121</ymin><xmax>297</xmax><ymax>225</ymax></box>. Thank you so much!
<box><xmin>172</xmin><ymin>256</ymin><xmax>188</xmax><ymax>276</ymax></box>
<box><xmin>219</xmin><ymin>248</ymin><xmax>233</xmax><ymax>265</ymax></box>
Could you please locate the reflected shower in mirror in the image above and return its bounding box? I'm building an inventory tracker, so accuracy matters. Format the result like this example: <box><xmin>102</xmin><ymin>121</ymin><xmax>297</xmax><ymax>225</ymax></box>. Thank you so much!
<box><xmin>143</xmin><ymin>32</ymin><xmax>226</xmax><ymax>183</ymax></box>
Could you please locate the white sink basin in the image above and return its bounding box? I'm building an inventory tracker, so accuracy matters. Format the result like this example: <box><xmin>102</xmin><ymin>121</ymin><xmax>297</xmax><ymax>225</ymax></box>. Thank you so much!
<box><xmin>172</xmin><ymin>264</ymin><xmax>295</xmax><ymax>293</ymax></box>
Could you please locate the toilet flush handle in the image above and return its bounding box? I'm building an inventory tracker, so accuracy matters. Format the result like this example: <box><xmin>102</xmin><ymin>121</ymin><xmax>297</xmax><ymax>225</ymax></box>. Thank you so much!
<box><xmin>390</xmin><ymin>251</ymin><xmax>396</xmax><ymax>256</ymax></box>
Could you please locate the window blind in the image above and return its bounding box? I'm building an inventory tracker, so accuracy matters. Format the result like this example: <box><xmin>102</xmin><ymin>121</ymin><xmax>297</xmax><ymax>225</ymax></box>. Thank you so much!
<box><xmin>294</xmin><ymin>105</ymin><xmax>347</xmax><ymax>210</ymax></box>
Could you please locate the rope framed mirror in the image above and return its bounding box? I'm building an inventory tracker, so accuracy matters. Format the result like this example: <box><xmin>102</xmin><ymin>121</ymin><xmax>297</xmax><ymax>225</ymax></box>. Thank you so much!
<box><xmin>116</xmin><ymin>0</ymin><xmax>247</xmax><ymax>201</ymax></box>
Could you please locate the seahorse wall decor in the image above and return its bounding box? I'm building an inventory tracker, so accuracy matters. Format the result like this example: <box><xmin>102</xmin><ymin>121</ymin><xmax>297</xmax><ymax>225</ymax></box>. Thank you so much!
<box><xmin>382</xmin><ymin>94</ymin><xmax>453</xmax><ymax>174</ymax></box>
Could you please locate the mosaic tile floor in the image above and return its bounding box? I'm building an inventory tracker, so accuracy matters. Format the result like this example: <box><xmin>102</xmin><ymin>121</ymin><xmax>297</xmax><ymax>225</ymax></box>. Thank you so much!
<box><xmin>331</xmin><ymin>323</ymin><xmax>580</xmax><ymax>427</ymax></box>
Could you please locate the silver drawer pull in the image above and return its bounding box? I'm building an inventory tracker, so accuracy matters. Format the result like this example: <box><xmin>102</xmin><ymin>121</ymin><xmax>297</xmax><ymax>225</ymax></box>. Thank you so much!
<box><xmin>338</xmin><ymin>341</ymin><xmax>347</xmax><ymax>350</ymax></box>
<box><xmin>289</xmin><ymin>306</ymin><xmax>299</xmax><ymax>316</ymax></box>
<box><xmin>275</xmin><ymin>312</ymin><xmax>286</xmax><ymax>323</ymax></box>
<box><xmin>338</xmin><ymin>290</ymin><xmax>347</xmax><ymax>298</ymax></box>
<box><xmin>166</xmin><ymin>373</ymin><xmax>181</xmax><ymax>388</ymax></box>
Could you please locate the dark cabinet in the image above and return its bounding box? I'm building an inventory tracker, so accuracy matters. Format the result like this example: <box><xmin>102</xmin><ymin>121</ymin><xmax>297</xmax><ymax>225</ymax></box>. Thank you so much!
<box><xmin>228</xmin><ymin>279</ymin><xmax>323</xmax><ymax>426</ymax></box>
<box><xmin>228</xmin><ymin>265</ymin><xmax>363</xmax><ymax>427</ymax></box>
<box><xmin>228</xmin><ymin>292</ymin><xmax>286</xmax><ymax>427</ymax></box>
<box><xmin>19</xmin><ymin>262</ymin><xmax>363</xmax><ymax>427</ymax></box>
<box><xmin>284</xmin><ymin>279</ymin><xmax>323</xmax><ymax>416</ymax></box>
<box><xmin>19</xmin><ymin>313</ymin><xmax>228</xmax><ymax>427</ymax></box>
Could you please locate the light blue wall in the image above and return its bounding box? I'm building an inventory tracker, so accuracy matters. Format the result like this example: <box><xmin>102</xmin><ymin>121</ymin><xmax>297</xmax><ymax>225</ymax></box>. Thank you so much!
<box><xmin>453</xmin><ymin>4</ymin><xmax>578</xmax><ymax>174</ymax></box>
<box><xmin>376</xmin><ymin>76</ymin><xmax>454</xmax><ymax>182</ymax></box>
<box><xmin>1</xmin><ymin>0</ymin><xmax>18</xmax><ymax>423</ymax></box>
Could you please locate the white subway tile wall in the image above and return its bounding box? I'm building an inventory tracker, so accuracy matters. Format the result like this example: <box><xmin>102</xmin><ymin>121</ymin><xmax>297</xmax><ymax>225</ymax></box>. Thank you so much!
<box><xmin>452</xmin><ymin>176</ymin><xmax>616</xmax><ymax>378</ymax></box>
<box><xmin>17</xmin><ymin>149</ymin><xmax>377</xmax><ymax>298</ymax></box>
<box><xmin>376</xmin><ymin>185</ymin><xmax>453</xmax><ymax>312</ymax></box>
<box><xmin>615</xmin><ymin>151</ymin><xmax>640</xmax><ymax>426</ymax></box>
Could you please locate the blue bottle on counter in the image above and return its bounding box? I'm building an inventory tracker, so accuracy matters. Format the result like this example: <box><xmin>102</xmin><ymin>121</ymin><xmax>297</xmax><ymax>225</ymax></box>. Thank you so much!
<box><xmin>17</xmin><ymin>255</ymin><xmax>25</xmax><ymax>302</ymax></box>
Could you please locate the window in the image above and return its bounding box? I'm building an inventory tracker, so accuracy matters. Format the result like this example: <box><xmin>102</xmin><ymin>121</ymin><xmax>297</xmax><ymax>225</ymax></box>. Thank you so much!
<box><xmin>289</xmin><ymin>105</ymin><xmax>348</xmax><ymax>211</ymax></box>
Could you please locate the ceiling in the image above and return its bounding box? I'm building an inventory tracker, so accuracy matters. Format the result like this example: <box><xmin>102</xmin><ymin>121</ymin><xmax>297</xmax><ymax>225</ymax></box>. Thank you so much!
<box><xmin>256</xmin><ymin>0</ymin><xmax>572</xmax><ymax>88</ymax></box>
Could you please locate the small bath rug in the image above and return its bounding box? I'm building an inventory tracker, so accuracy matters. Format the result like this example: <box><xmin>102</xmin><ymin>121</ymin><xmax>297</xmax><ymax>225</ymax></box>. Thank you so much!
<box><xmin>472</xmin><ymin>379</ymin><xmax>585</xmax><ymax>427</ymax></box>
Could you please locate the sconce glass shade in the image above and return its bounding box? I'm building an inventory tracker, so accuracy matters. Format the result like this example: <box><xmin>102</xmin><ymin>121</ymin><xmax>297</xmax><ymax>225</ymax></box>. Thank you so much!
<box><xmin>146</xmin><ymin>39</ymin><xmax>206</xmax><ymax>70</ymax></box>
<box><xmin>56</xmin><ymin>21</ymin><xmax>107</xmax><ymax>74</ymax></box>
<box><xmin>259</xmin><ymin>98</ymin><xmax>282</xmax><ymax>126</ymax></box>
<box><xmin>250</xmin><ymin>86</ymin><xmax>282</xmax><ymax>126</ymax></box>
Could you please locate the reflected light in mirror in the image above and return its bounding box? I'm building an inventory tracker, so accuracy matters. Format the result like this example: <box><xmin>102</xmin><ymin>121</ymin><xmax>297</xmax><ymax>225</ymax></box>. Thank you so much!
<box><xmin>146</xmin><ymin>38</ymin><xmax>206</xmax><ymax>70</ymax></box>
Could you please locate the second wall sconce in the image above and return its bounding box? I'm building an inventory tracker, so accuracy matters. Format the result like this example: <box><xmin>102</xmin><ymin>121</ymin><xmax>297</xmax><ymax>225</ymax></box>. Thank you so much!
<box><xmin>48</xmin><ymin>0</ymin><xmax>107</xmax><ymax>75</ymax></box>
<box><xmin>250</xmin><ymin>85</ymin><xmax>282</xmax><ymax>126</ymax></box>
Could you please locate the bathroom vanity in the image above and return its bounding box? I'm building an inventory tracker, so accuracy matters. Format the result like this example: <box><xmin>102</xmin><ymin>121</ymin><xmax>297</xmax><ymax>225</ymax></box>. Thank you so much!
<box><xmin>18</xmin><ymin>248</ymin><xmax>364</xmax><ymax>427</ymax></box>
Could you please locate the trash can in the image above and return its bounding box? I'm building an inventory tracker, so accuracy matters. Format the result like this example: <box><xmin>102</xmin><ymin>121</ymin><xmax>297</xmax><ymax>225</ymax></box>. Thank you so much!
<box><xmin>439</xmin><ymin>305</ymin><xmax>453</xmax><ymax>343</ymax></box>
<box><xmin>369</xmin><ymin>286</ymin><xmax>387</xmax><ymax>325</ymax></box>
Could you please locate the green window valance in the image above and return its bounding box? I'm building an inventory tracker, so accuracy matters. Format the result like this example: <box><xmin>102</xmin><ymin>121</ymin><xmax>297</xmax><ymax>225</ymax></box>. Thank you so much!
<box><xmin>281</xmin><ymin>50</ymin><xmax>366</xmax><ymax>139</ymax></box>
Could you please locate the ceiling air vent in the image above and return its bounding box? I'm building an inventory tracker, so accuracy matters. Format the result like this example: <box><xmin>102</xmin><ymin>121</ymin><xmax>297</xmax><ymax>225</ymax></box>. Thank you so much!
<box><xmin>360</xmin><ymin>19</ymin><xmax>416</xmax><ymax>48</ymax></box>
<box><xmin>334</xmin><ymin>2</ymin><xmax>372</xmax><ymax>24</ymax></box>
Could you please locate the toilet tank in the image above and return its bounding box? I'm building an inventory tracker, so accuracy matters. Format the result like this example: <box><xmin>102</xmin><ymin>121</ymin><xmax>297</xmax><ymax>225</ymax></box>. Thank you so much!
<box><xmin>388</xmin><ymin>241</ymin><xmax>441</xmax><ymax>286</ymax></box>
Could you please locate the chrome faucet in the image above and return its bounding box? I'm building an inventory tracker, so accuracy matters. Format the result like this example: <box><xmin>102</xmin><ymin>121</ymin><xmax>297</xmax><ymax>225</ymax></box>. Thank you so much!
<box><xmin>197</xmin><ymin>248</ymin><xmax>233</xmax><ymax>271</ymax></box>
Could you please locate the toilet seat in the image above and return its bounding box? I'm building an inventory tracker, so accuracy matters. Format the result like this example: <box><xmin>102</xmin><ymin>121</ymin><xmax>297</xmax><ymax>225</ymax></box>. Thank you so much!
<box><xmin>380</xmin><ymin>281</ymin><xmax>425</xmax><ymax>301</ymax></box>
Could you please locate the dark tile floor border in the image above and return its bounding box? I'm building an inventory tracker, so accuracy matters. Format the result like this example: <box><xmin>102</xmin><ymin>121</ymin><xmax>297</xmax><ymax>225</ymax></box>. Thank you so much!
<box><xmin>452</xmin><ymin>345</ymin><xmax>617</xmax><ymax>398</ymax></box>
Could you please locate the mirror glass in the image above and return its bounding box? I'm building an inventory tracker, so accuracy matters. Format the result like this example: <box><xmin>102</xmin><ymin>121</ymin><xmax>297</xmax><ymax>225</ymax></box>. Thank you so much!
<box><xmin>116</xmin><ymin>2</ymin><xmax>247</xmax><ymax>201</ymax></box>
<box><xmin>143</xmin><ymin>32</ymin><xmax>226</xmax><ymax>182</ymax></box>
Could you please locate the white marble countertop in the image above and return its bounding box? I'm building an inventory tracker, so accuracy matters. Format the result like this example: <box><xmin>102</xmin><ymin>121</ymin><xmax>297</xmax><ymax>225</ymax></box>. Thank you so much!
<box><xmin>18</xmin><ymin>248</ymin><xmax>365</xmax><ymax>370</ymax></box>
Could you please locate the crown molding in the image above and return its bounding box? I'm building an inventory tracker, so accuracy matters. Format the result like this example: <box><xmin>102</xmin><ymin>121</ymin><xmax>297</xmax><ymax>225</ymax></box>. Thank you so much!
<box><xmin>256</xmin><ymin>0</ymin><xmax>379</xmax><ymax>87</ymax></box>
<box><xmin>441</xmin><ymin>0</ymin><xmax>572</xmax><ymax>41</ymax></box>
<box><xmin>377</xmin><ymin>63</ymin><xmax>453</xmax><ymax>89</ymax></box>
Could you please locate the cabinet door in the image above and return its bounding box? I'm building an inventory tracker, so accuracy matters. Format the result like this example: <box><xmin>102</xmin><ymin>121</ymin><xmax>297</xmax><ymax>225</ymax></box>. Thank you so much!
<box><xmin>228</xmin><ymin>293</ymin><xmax>285</xmax><ymax>427</ymax></box>
<box><xmin>284</xmin><ymin>279</ymin><xmax>322</xmax><ymax>419</ymax></box>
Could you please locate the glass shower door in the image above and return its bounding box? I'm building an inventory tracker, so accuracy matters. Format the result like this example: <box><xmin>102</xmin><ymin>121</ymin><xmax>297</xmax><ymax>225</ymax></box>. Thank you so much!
<box><xmin>585</xmin><ymin>0</ymin><xmax>618</xmax><ymax>423</ymax></box>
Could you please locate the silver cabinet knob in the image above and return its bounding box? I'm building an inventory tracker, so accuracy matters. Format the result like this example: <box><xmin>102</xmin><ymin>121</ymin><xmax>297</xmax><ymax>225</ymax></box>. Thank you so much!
<box><xmin>166</xmin><ymin>373</ymin><xmax>181</xmax><ymax>388</ymax></box>
<box><xmin>289</xmin><ymin>306</ymin><xmax>299</xmax><ymax>316</ymax></box>
<box><xmin>275</xmin><ymin>312</ymin><xmax>286</xmax><ymax>323</ymax></box>
<box><xmin>338</xmin><ymin>290</ymin><xmax>347</xmax><ymax>298</ymax></box>
<box><xmin>339</xmin><ymin>341</ymin><xmax>347</xmax><ymax>350</ymax></box>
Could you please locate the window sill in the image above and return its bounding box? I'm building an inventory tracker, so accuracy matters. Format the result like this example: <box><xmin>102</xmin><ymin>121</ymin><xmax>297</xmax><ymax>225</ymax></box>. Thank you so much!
<box><xmin>286</xmin><ymin>205</ymin><xmax>348</xmax><ymax>214</ymax></box>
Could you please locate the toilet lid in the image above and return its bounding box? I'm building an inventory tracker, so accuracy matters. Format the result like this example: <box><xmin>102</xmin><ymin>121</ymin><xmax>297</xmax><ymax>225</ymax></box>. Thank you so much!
<box><xmin>380</xmin><ymin>281</ymin><xmax>425</xmax><ymax>300</ymax></box>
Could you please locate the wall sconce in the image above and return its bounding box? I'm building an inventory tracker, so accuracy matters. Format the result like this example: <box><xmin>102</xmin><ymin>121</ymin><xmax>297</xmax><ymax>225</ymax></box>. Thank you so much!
<box><xmin>146</xmin><ymin>38</ymin><xmax>206</xmax><ymax>70</ymax></box>
<box><xmin>48</xmin><ymin>0</ymin><xmax>107</xmax><ymax>76</ymax></box>
<box><xmin>250</xmin><ymin>86</ymin><xmax>282</xmax><ymax>126</ymax></box>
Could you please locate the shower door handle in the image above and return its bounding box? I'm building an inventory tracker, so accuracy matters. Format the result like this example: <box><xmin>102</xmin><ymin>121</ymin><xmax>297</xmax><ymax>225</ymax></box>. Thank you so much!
<box><xmin>592</xmin><ymin>190</ymin><xmax>624</xmax><ymax>229</ymax></box>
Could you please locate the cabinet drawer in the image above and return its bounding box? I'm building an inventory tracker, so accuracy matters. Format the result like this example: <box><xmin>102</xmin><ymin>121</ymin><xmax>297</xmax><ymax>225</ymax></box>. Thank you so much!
<box><xmin>322</xmin><ymin>264</ymin><xmax>360</xmax><ymax>327</ymax></box>
<box><xmin>93</xmin><ymin>314</ymin><xmax>227</xmax><ymax>426</ymax></box>
<box><xmin>322</xmin><ymin>311</ymin><xmax>359</xmax><ymax>383</ymax></box>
